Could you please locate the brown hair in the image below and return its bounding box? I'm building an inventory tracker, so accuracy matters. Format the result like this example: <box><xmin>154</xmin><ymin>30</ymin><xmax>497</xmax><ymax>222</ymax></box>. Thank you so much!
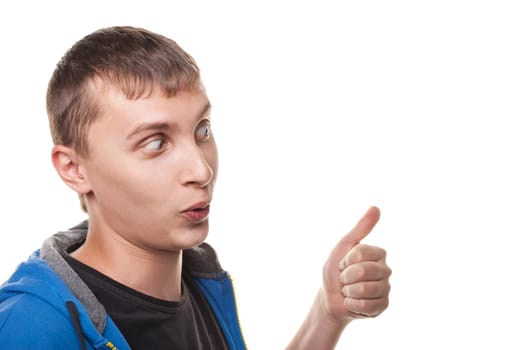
<box><xmin>46</xmin><ymin>26</ymin><xmax>201</xmax><ymax>211</ymax></box>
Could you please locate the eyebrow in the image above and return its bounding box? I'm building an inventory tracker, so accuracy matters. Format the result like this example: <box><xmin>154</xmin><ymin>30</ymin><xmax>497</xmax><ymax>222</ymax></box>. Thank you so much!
<box><xmin>126</xmin><ymin>101</ymin><xmax>212</xmax><ymax>140</ymax></box>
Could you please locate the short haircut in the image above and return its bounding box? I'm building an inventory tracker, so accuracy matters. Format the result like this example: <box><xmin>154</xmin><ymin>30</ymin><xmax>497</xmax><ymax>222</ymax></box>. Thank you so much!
<box><xmin>46</xmin><ymin>26</ymin><xmax>201</xmax><ymax>211</ymax></box>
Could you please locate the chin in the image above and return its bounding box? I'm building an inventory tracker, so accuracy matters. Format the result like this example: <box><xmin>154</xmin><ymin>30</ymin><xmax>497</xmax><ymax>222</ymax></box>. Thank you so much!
<box><xmin>174</xmin><ymin>222</ymin><xmax>210</xmax><ymax>249</ymax></box>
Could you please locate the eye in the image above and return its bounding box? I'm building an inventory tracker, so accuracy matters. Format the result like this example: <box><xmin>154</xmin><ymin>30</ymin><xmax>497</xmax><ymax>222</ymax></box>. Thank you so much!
<box><xmin>195</xmin><ymin>120</ymin><xmax>211</xmax><ymax>142</ymax></box>
<box><xmin>143</xmin><ymin>138</ymin><xmax>166</xmax><ymax>152</ymax></box>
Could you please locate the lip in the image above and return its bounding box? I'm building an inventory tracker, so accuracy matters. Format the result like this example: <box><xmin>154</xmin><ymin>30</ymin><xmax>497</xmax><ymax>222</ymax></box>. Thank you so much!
<box><xmin>182</xmin><ymin>201</ymin><xmax>210</xmax><ymax>223</ymax></box>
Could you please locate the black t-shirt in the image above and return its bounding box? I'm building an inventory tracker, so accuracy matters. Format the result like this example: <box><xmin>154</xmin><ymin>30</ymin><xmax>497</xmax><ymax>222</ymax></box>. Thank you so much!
<box><xmin>66</xmin><ymin>256</ymin><xmax>228</xmax><ymax>350</ymax></box>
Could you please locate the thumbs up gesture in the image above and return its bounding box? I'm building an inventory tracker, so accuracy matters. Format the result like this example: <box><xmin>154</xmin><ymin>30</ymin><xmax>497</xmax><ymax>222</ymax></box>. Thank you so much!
<box><xmin>321</xmin><ymin>206</ymin><xmax>391</xmax><ymax>323</ymax></box>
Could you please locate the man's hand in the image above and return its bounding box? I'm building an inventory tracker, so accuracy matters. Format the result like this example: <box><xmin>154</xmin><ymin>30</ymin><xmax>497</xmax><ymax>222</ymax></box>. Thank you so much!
<box><xmin>320</xmin><ymin>206</ymin><xmax>391</xmax><ymax>324</ymax></box>
<box><xmin>286</xmin><ymin>206</ymin><xmax>391</xmax><ymax>349</ymax></box>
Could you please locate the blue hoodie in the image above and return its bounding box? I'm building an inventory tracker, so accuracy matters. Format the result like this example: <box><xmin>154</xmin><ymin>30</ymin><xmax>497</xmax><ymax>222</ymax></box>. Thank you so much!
<box><xmin>0</xmin><ymin>222</ymin><xmax>247</xmax><ymax>349</ymax></box>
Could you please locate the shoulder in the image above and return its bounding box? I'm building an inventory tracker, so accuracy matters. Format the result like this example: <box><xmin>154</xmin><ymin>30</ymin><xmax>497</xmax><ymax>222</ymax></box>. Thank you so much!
<box><xmin>0</xmin><ymin>288</ymin><xmax>81</xmax><ymax>349</ymax></box>
<box><xmin>0</xmin><ymin>244</ymin><xmax>108</xmax><ymax>349</ymax></box>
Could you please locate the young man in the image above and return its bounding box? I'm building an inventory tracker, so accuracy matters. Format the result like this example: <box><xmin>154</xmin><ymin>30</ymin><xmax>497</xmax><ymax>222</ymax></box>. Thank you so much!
<box><xmin>0</xmin><ymin>26</ymin><xmax>391</xmax><ymax>349</ymax></box>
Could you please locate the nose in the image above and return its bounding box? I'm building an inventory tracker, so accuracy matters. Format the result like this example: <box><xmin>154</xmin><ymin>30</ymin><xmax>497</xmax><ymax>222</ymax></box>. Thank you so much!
<box><xmin>179</xmin><ymin>144</ymin><xmax>214</xmax><ymax>188</ymax></box>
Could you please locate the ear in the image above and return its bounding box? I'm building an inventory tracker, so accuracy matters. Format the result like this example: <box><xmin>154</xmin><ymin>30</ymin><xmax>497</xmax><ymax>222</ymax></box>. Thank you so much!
<box><xmin>51</xmin><ymin>145</ymin><xmax>92</xmax><ymax>195</ymax></box>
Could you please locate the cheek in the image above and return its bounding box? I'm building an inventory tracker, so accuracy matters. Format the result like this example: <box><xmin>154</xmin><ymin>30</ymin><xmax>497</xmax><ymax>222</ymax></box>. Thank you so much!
<box><xmin>86</xmin><ymin>155</ymin><xmax>167</xmax><ymax>206</ymax></box>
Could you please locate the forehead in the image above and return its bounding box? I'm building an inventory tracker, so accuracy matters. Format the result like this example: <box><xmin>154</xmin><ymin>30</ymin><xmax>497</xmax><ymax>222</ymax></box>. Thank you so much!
<box><xmin>88</xmin><ymin>78</ymin><xmax>209</xmax><ymax>120</ymax></box>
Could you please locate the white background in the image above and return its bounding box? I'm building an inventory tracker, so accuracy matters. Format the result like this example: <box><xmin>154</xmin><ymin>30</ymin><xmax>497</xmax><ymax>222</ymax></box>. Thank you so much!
<box><xmin>1</xmin><ymin>1</ymin><xmax>522</xmax><ymax>348</ymax></box>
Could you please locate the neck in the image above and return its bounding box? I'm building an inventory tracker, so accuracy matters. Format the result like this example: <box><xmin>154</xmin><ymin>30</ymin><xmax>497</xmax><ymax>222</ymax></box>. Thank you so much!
<box><xmin>71</xmin><ymin>224</ymin><xmax>184</xmax><ymax>301</ymax></box>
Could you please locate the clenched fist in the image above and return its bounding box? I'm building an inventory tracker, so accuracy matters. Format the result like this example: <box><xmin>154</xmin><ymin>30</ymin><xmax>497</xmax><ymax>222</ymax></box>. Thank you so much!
<box><xmin>321</xmin><ymin>206</ymin><xmax>391</xmax><ymax>323</ymax></box>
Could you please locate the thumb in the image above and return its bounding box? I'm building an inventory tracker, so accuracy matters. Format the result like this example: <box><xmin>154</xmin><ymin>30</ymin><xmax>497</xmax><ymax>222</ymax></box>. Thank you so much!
<box><xmin>330</xmin><ymin>206</ymin><xmax>381</xmax><ymax>269</ymax></box>
<box><xmin>338</xmin><ymin>206</ymin><xmax>381</xmax><ymax>247</ymax></box>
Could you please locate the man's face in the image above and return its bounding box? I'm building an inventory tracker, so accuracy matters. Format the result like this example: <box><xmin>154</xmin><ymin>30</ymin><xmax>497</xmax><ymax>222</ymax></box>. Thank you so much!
<box><xmin>80</xmin><ymin>84</ymin><xmax>217</xmax><ymax>251</ymax></box>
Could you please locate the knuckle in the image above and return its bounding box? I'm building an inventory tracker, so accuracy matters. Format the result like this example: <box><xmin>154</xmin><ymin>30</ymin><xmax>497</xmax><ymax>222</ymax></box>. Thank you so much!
<box><xmin>382</xmin><ymin>281</ymin><xmax>391</xmax><ymax>295</ymax></box>
<box><xmin>358</xmin><ymin>298</ymin><xmax>370</xmax><ymax>311</ymax></box>
<box><xmin>343</xmin><ymin>297</ymin><xmax>352</xmax><ymax>310</ymax></box>
<box><xmin>341</xmin><ymin>254</ymin><xmax>351</xmax><ymax>267</ymax></box>
<box><xmin>383</xmin><ymin>298</ymin><xmax>390</xmax><ymax>310</ymax></box>
<box><xmin>350</xmin><ymin>248</ymin><xmax>365</xmax><ymax>263</ymax></box>
<box><xmin>374</xmin><ymin>298</ymin><xmax>389</xmax><ymax>315</ymax></box>
<box><xmin>357</xmin><ymin>283</ymin><xmax>368</xmax><ymax>297</ymax></box>
<box><xmin>376</xmin><ymin>263</ymin><xmax>392</xmax><ymax>279</ymax></box>
<box><xmin>352</xmin><ymin>266</ymin><xmax>365</xmax><ymax>281</ymax></box>
<box><xmin>340</xmin><ymin>269</ymin><xmax>350</xmax><ymax>284</ymax></box>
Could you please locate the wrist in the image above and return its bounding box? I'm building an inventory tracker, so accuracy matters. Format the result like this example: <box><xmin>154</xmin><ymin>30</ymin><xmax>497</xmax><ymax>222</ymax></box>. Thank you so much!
<box><xmin>316</xmin><ymin>289</ymin><xmax>351</xmax><ymax>332</ymax></box>
<box><xmin>286</xmin><ymin>290</ymin><xmax>351</xmax><ymax>350</ymax></box>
